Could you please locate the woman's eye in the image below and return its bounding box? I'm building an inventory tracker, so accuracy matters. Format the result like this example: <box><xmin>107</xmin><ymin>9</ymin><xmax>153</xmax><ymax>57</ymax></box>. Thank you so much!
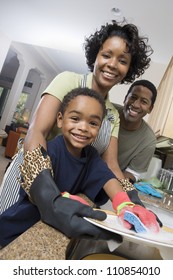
<box><xmin>119</xmin><ymin>59</ymin><xmax>127</xmax><ymax>65</ymax></box>
<box><xmin>102</xmin><ymin>53</ymin><xmax>110</xmax><ymax>59</ymax></box>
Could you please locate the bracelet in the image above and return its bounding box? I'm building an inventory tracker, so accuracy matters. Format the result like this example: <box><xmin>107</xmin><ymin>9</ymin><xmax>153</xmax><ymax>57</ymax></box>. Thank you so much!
<box><xmin>116</xmin><ymin>201</ymin><xmax>134</xmax><ymax>215</ymax></box>
<box><xmin>117</xmin><ymin>178</ymin><xmax>136</xmax><ymax>192</ymax></box>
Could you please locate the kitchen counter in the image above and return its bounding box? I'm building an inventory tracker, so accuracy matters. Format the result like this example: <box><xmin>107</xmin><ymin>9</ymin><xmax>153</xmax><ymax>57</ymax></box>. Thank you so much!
<box><xmin>0</xmin><ymin>194</ymin><xmax>92</xmax><ymax>260</ymax></box>
<box><xmin>0</xmin><ymin>193</ymin><xmax>172</xmax><ymax>260</ymax></box>
<box><xmin>139</xmin><ymin>191</ymin><xmax>173</xmax><ymax>212</ymax></box>
<box><xmin>0</xmin><ymin>221</ymin><xmax>70</xmax><ymax>260</ymax></box>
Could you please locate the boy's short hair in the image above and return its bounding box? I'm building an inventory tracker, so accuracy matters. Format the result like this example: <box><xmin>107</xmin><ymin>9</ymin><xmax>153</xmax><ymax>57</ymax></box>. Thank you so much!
<box><xmin>59</xmin><ymin>87</ymin><xmax>106</xmax><ymax>118</ymax></box>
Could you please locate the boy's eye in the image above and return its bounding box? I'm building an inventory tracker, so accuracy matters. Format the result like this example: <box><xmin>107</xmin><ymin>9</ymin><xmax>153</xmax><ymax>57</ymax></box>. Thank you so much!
<box><xmin>71</xmin><ymin>116</ymin><xmax>79</xmax><ymax>121</ymax></box>
<box><xmin>90</xmin><ymin>121</ymin><xmax>100</xmax><ymax>127</ymax></box>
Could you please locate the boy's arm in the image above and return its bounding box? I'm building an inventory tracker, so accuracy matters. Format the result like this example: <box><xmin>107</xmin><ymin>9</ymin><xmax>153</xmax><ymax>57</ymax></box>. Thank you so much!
<box><xmin>103</xmin><ymin>178</ymin><xmax>123</xmax><ymax>200</ymax></box>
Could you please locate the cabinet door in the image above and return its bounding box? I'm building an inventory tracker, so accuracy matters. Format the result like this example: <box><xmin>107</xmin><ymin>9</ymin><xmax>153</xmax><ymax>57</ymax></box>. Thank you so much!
<box><xmin>147</xmin><ymin>57</ymin><xmax>173</xmax><ymax>138</ymax></box>
<box><xmin>162</xmin><ymin>98</ymin><xmax>173</xmax><ymax>138</ymax></box>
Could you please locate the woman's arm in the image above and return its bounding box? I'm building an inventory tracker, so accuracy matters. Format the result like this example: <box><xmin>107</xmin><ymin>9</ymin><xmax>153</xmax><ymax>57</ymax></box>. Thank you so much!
<box><xmin>123</xmin><ymin>170</ymin><xmax>136</xmax><ymax>182</ymax></box>
<box><xmin>24</xmin><ymin>94</ymin><xmax>61</xmax><ymax>151</ymax></box>
<box><xmin>101</xmin><ymin>136</ymin><xmax>125</xmax><ymax>179</ymax></box>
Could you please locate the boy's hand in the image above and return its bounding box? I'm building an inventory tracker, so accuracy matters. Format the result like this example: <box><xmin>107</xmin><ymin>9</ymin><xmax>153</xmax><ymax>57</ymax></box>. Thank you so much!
<box><xmin>61</xmin><ymin>192</ymin><xmax>89</xmax><ymax>206</ymax></box>
<box><xmin>112</xmin><ymin>192</ymin><xmax>160</xmax><ymax>233</ymax></box>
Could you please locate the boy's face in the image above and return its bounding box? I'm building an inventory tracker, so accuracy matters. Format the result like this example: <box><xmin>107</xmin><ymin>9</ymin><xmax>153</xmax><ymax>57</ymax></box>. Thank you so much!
<box><xmin>57</xmin><ymin>95</ymin><xmax>103</xmax><ymax>157</ymax></box>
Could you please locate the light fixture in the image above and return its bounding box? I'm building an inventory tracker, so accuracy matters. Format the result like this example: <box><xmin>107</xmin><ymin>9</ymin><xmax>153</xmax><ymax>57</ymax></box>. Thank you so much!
<box><xmin>111</xmin><ymin>7</ymin><xmax>122</xmax><ymax>17</ymax></box>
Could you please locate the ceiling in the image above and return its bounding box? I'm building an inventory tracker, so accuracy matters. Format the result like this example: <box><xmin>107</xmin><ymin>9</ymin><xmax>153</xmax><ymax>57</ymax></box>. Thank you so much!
<box><xmin>1</xmin><ymin>0</ymin><xmax>173</xmax><ymax>73</ymax></box>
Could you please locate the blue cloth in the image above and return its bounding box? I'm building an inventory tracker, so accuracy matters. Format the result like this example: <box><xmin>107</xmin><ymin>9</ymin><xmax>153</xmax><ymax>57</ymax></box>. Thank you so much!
<box><xmin>134</xmin><ymin>182</ymin><xmax>162</xmax><ymax>198</ymax></box>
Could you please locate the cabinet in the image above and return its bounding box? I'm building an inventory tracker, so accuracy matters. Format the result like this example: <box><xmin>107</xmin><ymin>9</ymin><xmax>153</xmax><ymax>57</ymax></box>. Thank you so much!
<box><xmin>147</xmin><ymin>56</ymin><xmax>173</xmax><ymax>138</ymax></box>
<box><xmin>5</xmin><ymin>127</ymin><xmax>27</xmax><ymax>158</ymax></box>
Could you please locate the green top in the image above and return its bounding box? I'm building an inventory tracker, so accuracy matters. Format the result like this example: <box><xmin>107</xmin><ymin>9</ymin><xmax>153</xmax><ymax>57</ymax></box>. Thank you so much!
<box><xmin>114</xmin><ymin>104</ymin><xmax>157</xmax><ymax>173</ymax></box>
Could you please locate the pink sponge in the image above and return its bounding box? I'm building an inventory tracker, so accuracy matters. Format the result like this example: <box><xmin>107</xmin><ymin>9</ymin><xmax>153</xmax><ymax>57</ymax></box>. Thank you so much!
<box><xmin>124</xmin><ymin>211</ymin><xmax>147</xmax><ymax>233</ymax></box>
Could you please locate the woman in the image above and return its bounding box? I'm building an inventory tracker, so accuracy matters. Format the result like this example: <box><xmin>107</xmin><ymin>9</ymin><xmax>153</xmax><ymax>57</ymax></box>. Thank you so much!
<box><xmin>0</xmin><ymin>20</ymin><xmax>154</xmax><ymax>243</ymax></box>
<box><xmin>25</xmin><ymin>20</ymin><xmax>152</xmax><ymax>177</ymax></box>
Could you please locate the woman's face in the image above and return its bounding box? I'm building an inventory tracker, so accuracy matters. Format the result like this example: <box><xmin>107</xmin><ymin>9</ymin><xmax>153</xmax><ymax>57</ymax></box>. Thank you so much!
<box><xmin>92</xmin><ymin>36</ymin><xmax>131</xmax><ymax>96</ymax></box>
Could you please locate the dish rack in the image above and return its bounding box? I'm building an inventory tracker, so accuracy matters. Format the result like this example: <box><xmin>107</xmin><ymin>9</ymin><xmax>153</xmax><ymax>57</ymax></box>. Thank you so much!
<box><xmin>158</xmin><ymin>168</ymin><xmax>173</xmax><ymax>192</ymax></box>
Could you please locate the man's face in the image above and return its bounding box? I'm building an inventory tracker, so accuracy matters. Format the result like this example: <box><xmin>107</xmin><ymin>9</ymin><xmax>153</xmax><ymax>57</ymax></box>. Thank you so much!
<box><xmin>123</xmin><ymin>85</ymin><xmax>153</xmax><ymax>123</ymax></box>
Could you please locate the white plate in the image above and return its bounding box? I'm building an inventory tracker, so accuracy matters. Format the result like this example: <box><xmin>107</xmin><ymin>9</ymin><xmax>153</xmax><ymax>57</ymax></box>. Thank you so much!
<box><xmin>84</xmin><ymin>213</ymin><xmax>173</xmax><ymax>249</ymax></box>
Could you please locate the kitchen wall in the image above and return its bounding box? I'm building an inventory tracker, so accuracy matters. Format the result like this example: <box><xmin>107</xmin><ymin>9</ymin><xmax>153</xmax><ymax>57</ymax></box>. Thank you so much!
<box><xmin>0</xmin><ymin>31</ymin><xmax>11</xmax><ymax>71</ymax></box>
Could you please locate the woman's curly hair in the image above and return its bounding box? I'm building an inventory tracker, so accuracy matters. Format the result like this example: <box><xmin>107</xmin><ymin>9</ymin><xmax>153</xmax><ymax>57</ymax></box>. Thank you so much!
<box><xmin>84</xmin><ymin>20</ymin><xmax>153</xmax><ymax>84</ymax></box>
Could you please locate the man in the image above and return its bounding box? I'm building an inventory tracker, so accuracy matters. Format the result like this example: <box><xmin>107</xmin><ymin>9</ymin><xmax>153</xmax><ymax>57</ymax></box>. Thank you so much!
<box><xmin>114</xmin><ymin>79</ymin><xmax>157</xmax><ymax>183</ymax></box>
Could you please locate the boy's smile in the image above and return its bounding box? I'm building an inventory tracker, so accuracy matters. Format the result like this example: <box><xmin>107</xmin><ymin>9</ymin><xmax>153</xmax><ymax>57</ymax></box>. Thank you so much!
<box><xmin>57</xmin><ymin>95</ymin><xmax>103</xmax><ymax>157</ymax></box>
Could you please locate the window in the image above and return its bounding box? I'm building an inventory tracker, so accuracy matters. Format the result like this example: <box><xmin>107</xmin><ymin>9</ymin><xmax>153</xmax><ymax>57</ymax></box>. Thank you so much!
<box><xmin>12</xmin><ymin>92</ymin><xmax>29</xmax><ymax>124</ymax></box>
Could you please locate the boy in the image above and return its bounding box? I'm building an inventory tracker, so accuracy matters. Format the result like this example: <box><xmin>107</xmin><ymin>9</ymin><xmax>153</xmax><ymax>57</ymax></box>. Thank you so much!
<box><xmin>0</xmin><ymin>87</ymin><xmax>160</xmax><ymax>247</ymax></box>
